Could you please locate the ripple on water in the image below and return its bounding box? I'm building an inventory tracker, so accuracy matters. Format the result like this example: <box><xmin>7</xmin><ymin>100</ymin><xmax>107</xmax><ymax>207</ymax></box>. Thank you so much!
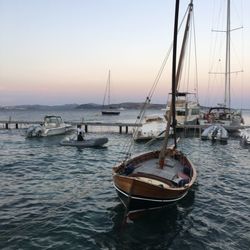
<box><xmin>0</xmin><ymin>126</ymin><xmax>250</xmax><ymax>249</ymax></box>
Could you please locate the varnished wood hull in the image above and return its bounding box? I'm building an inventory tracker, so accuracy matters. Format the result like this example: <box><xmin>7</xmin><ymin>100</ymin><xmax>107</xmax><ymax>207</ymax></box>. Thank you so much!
<box><xmin>112</xmin><ymin>149</ymin><xmax>197</xmax><ymax>212</ymax></box>
<box><xmin>114</xmin><ymin>183</ymin><xmax>188</xmax><ymax>211</ymax></box>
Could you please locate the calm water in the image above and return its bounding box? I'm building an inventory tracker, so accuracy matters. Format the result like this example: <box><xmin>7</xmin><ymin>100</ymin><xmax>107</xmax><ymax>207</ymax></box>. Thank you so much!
<box><xmin>0</xmin><ymin>109</ymin><xmax>249</xmax><ymax>250</ymax></box>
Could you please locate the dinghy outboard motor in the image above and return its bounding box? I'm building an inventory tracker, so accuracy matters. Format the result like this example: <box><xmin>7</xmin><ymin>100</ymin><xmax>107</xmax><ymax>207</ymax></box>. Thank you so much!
<box><xmin>26</xmin><ymin>125</ymin><xmax>43</xmax><ymax>137</ymax></box>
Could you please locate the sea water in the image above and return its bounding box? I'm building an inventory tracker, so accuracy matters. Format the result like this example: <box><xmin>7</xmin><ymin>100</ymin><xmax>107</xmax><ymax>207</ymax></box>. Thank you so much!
<box><xmin>0</xmin><ymin>109</ymin><xmax>249</xmax><ymax>250</ymax></box>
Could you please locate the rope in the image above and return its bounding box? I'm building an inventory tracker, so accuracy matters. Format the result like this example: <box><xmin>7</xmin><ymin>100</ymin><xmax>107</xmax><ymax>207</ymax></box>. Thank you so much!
<box><xmin>102</xmin><ymin>73</ymin><xmax>110</xmax><ymax>107</ymax></box>
<box><xmin>192</xmin><ymin>10</ymin><xmax>199</xmax><ymax>101</ymax></box>
<box><xmin>118</xmin><ymin>4</ymin><xmax>191</xmax><ymax>164</ymax></box>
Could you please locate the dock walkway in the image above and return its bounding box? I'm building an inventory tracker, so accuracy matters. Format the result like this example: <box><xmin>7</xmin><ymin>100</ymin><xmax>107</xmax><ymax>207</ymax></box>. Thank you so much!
<box><xmin>0</xmin><ymin>119</ymin><xmax>141</xmax><ymax>134</ymax></box>
<box><xmin>0</xmin><ymin>119</ymin><xmax>249</xmax><ymax>134</ymax></box>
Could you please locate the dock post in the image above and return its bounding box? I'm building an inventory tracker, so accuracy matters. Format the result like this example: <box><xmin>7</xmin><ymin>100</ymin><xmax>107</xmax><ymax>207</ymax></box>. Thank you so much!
<box><xmin>5</xmin><ymin>123</ymin><xmax>8</xmax><ymax>129</ymax></box>
<box><xmin>125</xmin><ymin>126</ymin><xmax>128</xmax><ymax>134</ymax></box>
<box><xmin>119</xmin><ymin>126</ymin><xmax>122</xmax><ymax>134</ymax></box>
<box><xmin>85</xmin><ymin>124</ymin><xmax>88</xmax><ymax>133</ymax></box>
<box><xmin>16</xmin><ymin>123</ymin><xmax>18</xmax><ymax>129</ymax></box>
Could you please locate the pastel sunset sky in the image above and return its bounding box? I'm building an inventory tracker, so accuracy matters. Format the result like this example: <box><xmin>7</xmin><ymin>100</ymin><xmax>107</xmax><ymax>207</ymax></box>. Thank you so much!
<box><xmin>0</xmin><ymin>0</ymin><xmax>249</xmax><ymax>108</ymax></box>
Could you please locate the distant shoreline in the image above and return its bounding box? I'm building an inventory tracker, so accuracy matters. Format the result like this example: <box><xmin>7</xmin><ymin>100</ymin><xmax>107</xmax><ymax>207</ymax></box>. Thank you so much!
<box><xmin>0</xmin><ymin>103</ymin><xmax>249</xmax><ymax>111</ymax></box>
<box><xmin>0</xmin><ymin>102</ymin><xmax>166</xmax><ymax>111</ymax></box>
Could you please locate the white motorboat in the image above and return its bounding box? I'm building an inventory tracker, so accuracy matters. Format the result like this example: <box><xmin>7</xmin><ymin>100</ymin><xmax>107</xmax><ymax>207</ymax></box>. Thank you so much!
<box><xmin>26</xmin><ymin>115</ymin><xmax>73</xmax><ymax>137</ymax></box>
<box><xmin>166</xmin><ymin>92</ymin><xmax>200</xmax><ymax>125</ymax></box>
<box><xmin>133</xmin><ymin>114</ymin><xmax>169</xmax><ymax>142</ymax></box>
<box><xmin>201</xmin><ymin>124</ymin><xmax>229</xmax><ymax>143</ymax></box>
<box><xmin>239</xmin><ymin>128</ymin><xmax>250</xmax><ymax>145</ymax></box>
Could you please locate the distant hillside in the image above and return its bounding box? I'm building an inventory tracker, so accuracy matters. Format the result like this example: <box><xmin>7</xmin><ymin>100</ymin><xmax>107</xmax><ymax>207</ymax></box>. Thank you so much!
<box><xmin>76</xmin><ymin>102</ymin><xmax>166</xmax><ymax>110</ymax></box>
<box><xmin>0</xmin><ymin>102</ymin><xmax>165</xmax><ymax>111</ymax></box>
<box><xmin>1</xmin><ymin>103</ymin><xmax>248</xmax><ymax>111</ymax></box>
<box><xmin>0</xmin><ymin>104</ymin><xmax>79</xmax><ymax>111</ymax></box>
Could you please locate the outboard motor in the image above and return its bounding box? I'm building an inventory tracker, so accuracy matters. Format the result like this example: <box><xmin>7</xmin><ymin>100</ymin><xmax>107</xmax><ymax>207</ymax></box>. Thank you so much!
<box><xmin>26</xmin><ymin>125</ymin><xmax>43</xmax><ymax>137</ymax></box>
<box><xmin>217</xmin><ymin>128</ymin><xmax>222</xmax><ymax>140</ymax></box>
<box><xmin>34</xmin><ymin>126</ymin><xmax>43</xmax><ymax>137</ymax></box>
<box><xmin>211</xmin><ymin>126</ymin><xmax>218</xmax><ymax>141</ymax></box>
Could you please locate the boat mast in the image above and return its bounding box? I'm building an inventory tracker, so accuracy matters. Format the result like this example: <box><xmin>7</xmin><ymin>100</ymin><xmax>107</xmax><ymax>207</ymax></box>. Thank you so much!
<box><xmin>176</xmin><ymin>1</ymin><xmax>193</xmax><ymax>86</ymax></box>
<box><xmin>159</xmin><ymin>0</ymin><xmax>194</xmax><ymax>168</ymax></box>
<box><xmin>102</xmin><ymin>70</ymin><xmax>111</xmax><ymax>108</ymax></box>
<box><xmin>171</xmin><ymin>0</ymin><xmax>179</xmax><ymax>149</ymax></box>
<box><xmin>108</xmin><ymin>70</ymin><xmax>111</xmax><ymax>106</ymax></box>
<box><xmin>225</xmin><ymin>0</ymin><xmax>231</xmax><ymax>108</ymax></box>
<box><xmin>159</xmin><ymin>0</ymin><xmax>179</xmax><ymax>168</ymax></box>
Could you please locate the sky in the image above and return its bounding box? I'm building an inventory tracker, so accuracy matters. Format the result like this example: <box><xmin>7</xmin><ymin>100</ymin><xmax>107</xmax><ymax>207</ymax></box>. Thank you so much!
<box><xmin>0</xmin><ymin>0</ymin><xmax>249</xmax><ymax>108</ymax></box>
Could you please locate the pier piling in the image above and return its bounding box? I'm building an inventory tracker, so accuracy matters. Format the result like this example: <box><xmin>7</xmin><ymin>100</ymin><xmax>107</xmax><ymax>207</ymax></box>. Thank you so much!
<box><xmin>85</xmin><ymin>124</ymin><xmax>88</xmax><ymax>133</ymax></box>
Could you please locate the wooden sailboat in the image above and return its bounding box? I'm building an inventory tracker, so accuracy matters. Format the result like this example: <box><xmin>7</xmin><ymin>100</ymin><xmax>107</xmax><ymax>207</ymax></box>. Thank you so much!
<box><xmin>101</xmin><ymin>70</ymin><xmax>120</xmax><ymax>115</ymax></box>
<box><xmin>112</xmin><ymin>0</ymin><xmax>197</xmax><ymax>214</ymax></box>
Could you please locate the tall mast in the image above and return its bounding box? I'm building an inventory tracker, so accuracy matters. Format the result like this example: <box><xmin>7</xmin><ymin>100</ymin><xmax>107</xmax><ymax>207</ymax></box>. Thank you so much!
<box><xmin>225</xmin><ymin>0</ymin><xmax>231</xmax><ymax>108</ymax></box>
<box><xmin>159</xmin><ymin>0</ymin><xmax>194</xmax><ymax>168</ymax></box>
<box><xmin>176</xmin><ymin>0</ymin><xmax>193</xmax><ymax>86</ymax></box>
<box><xmin>171</xmin><ymin>0</ymin><xmax>179</xmax><ymax>148</ymax></box>
<box><xmin>108</xmin><ymin>70</ymin><xmax>111</xmax><ymax>106</ymax></box>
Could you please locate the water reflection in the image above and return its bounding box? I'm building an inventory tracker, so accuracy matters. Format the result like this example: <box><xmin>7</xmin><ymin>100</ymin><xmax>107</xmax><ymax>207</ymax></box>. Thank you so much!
<box><xmin>100</xmin><ymin>190</ymin><xmax>196</xmax><ymax>249</ymax></box>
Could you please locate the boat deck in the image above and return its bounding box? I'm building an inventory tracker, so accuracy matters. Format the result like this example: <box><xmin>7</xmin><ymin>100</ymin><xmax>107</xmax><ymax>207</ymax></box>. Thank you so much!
<box><xmin>133</xmin><ymin>157</ymin><xmax>184</xmax><ymax>181</ymax></box>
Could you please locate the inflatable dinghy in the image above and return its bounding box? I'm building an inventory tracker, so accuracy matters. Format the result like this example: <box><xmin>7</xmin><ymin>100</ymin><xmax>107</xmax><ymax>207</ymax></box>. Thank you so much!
<box><xmin>240</xmin><ymin>128</ymin><xmax>250</xmax><ymax>145</ymax></box>
<box><xmin>60</xmin><ymin>137</ymin><xmax>108</xmax><ymax>148</ymax></box>
<box><xmin>201</xmin><ymin>125</ymin><xmax>228</xmax><ymax>142</ymax></box>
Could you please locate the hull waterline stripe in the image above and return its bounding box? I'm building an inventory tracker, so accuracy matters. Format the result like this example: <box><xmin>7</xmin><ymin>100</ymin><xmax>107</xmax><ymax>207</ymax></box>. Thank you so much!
<box><xmin>113</xmin><ymin>183</ymin><xmax>188</xmax><ymax>203</ymax></box>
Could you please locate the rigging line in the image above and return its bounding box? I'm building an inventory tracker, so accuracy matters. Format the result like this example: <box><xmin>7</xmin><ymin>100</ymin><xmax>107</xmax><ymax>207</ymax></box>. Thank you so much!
<box><xmin>240</xmin><ymin>0</ymin><xmax>244</xmax><ymax>110</ymax></box>
<box><xmin>147</xmin><ymin>4</ymin><xmax>190</xmax><ymax>99</ymax></box>
<box><xmin>187</xmin><ymin>22</ymin><xmax>192</xmax><ymax>93</ymax></box>
<box><xmin>230</xmin><ymin>37</ymin><xmax>243</xmax><ymax>71</ymax></box>
<box><xmin>180</xmin><ymin>9</ymin><xmax>193</xmax><ymax>94</ymax></box>
<box><xmin>102</xmin><ymin>73</ymin><xmax>110</xmax><ymax>107</ymax></box>
<box><xmin>206</xmin><ymin>74</ymin><xmax>211</xmax><ymax>107</ymax></box>
<box><xmin>209</xmin><ymin>0</ymin><xmax>224</xmax><ymax>74</ymax></box>
<box><xmin>206</xmin><ymin>0</ymin><xmax>215</xmax><ymax>107</ymax></box>
<box><xmin>192</xmin><ymin>9</ymin><xmax>199</xmax><ymax>100</ymax></box>
<box><xmin>120</xmin><ymin>4</ymin><xmax>191</xmax><ymax>161</ymax></box>
<box><xmin>108</xmin><ymin>70</ymin><xmax>111</xmax><ymax>105</ymax></box>
<box><xmin>232</xmin><ymin>0</ymin><xmax>242</xmax><ymax>25</ymax></box>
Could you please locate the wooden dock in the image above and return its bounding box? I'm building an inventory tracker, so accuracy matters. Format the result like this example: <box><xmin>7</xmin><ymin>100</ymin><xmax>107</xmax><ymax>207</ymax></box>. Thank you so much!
<box><xmin>0</xmin><ymin>119</ymin><xmax>249</xmax><ymax>134</ymax></box>
<box><xmin>0</xmin><ymin>119</ymin><xmax>141</xmax><ymax>134</ymax></box>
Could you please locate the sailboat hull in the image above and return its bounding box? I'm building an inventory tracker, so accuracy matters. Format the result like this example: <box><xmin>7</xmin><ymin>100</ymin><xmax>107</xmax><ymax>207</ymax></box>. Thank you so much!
<box><xmin>112</xmin><ymin>149</ymin><xmax>196</xmax><ymax>212</ymax></box>
<box><xmin>114</xmin><ymin>182</ymin><xmax>188</xmax><ymax>211</ymax></box>
<box><xmin>101</xmin><ymin>110</ymin><xmax>120</xmax><ymax>115</ymax></box>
